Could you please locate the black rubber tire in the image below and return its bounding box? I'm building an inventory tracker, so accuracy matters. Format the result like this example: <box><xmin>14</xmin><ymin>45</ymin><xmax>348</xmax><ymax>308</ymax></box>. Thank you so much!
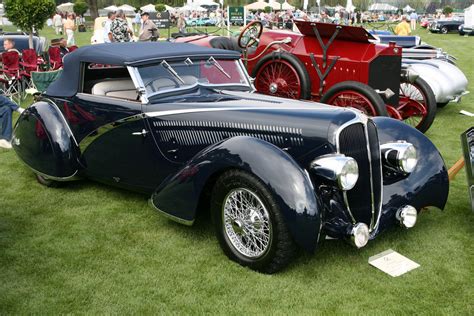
<box><xmin>437</xmin><ymin>101</ymin><xmax>450</xmax><ymax>108</ymax></box>
<box><xmin>36</xmin><ymin>174</ymin><xmax>61</xmax><ymax>187</ymax></box>
<box><xmin>441</xmin><ymin>26</ymin><xmax>448</xmax><ymax>34</ymax></box>
<box><xmin>211</xmin><ymin>169</ymin><xmax>296</xmax><ymax>274</ymax></box>
<box><xmin>400</xmin><ymin>77</ymin><xmax>437</xmax><ymax>133</ymax></box>
<box><xmin>320</xmin><ymin>81</ymin><xmax>388</xmax><ymax>116</ymax></box>
<box><xmin>251</xmin><ymin>52</ymin><xmax>312</xmax><ymax>100</ymax></box>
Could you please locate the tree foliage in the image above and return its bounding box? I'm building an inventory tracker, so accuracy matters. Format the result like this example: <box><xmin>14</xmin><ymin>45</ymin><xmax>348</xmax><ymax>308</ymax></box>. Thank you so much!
<box><xmin>155</xmin><ymin>3</ymin><xmax>166</xmax><ymax>12</ymax></box>
<box><xmin>4</xmin><ymin>0</ymin><xmax>56</xmax><ymax>48</ymax></box>
<box><xmin>74</xmin><ymin>0</ymin><xmax>89</xmax><ymax>16</ymax></box>
<box><xmin>442</xmin><ymin>6</ymin><xmax>453</xmax><ymax>15</ymax></box>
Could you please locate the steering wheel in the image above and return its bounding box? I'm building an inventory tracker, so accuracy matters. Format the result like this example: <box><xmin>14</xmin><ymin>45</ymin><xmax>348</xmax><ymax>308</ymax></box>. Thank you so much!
<box><xmin>238</xmin><ymin>21</ymin><xmax>263</xmax><ymax>49</ymax></box>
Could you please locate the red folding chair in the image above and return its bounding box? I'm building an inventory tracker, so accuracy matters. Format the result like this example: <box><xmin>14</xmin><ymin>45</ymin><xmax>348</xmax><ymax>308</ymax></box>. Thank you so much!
<box><xmin>20</xmin><ymin>49</ymin><xmax>39</xmax><ymax>90</ymax></box>
<box><xmin>0</xmin><ymin>51</ymin><xmax>24</xmax><ymax>103</ymax></box>
<box><xmin>68</xmin><ymin>45</ymin><xmax>78</xmax><ymax>52</ymax></box>
<box><xmin>48</xmin><ymin>46</ymin><xmax>63</xmax><ymax>70</ymax></box>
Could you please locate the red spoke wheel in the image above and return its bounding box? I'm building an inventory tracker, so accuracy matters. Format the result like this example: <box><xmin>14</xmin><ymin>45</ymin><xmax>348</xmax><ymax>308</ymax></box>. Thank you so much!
<box><xmin>397</xmin><ymin>77</ymin><xmax>436</xmax><ymax>133</ymax></box>
<box><xmin>320</xmin><ymin>81</ymin><xmax>388</xmax><ymax>117</ymax></box>
<box><xmin>386</xmin><ymin>105</ymin><xmax>403</xmax><ymax>120</ymax></box>
<box><xmin>252</xmin><ymin>52</ymin><xmax>311</xmax><ymax>100</ymax></box>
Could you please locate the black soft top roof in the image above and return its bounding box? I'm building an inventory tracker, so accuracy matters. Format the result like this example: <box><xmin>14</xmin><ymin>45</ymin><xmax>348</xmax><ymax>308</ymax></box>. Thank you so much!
<box><xmin>46</xmin><ymin>42</ymin><xmax>241</xmax><ymax>97</ymax></box>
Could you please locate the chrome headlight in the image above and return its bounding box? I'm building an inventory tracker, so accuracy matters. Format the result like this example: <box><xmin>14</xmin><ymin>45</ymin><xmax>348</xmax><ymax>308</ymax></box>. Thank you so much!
<box><xmin>351</xmin><ymin>222</ymin><xmax>369</xmax><ymax>248</ymax></box>
<box><xmin>381</xmin><ymin>142</ymin><xmax>418</xmax><ymax>174</ymax></box>
<box><xmin>310</xmin><ymin>154</ymin><xmax>359</xmax><ymax>190</ymax></box>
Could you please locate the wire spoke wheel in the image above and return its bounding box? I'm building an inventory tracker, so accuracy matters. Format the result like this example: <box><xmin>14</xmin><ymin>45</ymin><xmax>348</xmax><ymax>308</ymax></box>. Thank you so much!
<box><xmin>398</xmin><ymin>79</ymin><xmax>434</xmax><ymax>132</ymax></box>
<box><xmin>222</xmin><ymin>188</ymin><xmax>272</xmax><ymax>258</ymax></box>
<box><xmin>325</xmin><ymin>90</ymin><xmax>378</xmax><ymax>116</ymax></box>
<box><xmin>255</xmin><ymin>60</ymin><xmax>302</xmax><ymax>99</ymax></box>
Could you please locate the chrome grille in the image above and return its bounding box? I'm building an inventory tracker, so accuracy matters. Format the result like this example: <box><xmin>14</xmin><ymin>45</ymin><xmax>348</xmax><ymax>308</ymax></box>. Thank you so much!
<box><xmin>338</xmin><ymin>120</ymin><xmax>382</xmax><ymax>229</ymax></box>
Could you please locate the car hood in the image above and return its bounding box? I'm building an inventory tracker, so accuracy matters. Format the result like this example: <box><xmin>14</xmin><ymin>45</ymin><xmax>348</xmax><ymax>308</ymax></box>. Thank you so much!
<box><xmin>145</xmin><ymin>90</ymin><xmax>363</xmax><ymax>164</ymax></box>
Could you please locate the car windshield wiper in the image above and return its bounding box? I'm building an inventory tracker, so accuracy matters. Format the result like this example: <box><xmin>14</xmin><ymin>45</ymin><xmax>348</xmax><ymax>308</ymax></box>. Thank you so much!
<box><xmin>160</xmin><ymin>60</ymin><xmax>185</xmax><ymax>84</ymax></box>
<box><xmin>206</xmin><ymin>56</ymin><xmax>231</xmax><ymax>79</ymax></box>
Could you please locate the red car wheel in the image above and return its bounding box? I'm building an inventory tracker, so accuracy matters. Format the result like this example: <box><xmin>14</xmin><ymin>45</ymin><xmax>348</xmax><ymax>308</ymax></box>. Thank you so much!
<box><xmin>320</xmin><ymin>81</ymin><xmax>388</xmax><ymax>117</ymax></box>
<box><xmin>397</xmin><ymin>77</ymin><xmax>436</xmax><ymax>133</ymax></box>
<box><xmin>252</xmin><ymin>52</ymin><xmax>311</xmax><ymax>100</ymax></box>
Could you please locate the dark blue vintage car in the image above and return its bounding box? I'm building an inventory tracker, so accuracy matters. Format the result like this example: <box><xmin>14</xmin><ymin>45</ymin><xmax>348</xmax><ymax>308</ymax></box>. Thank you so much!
<box><xmin>12</xmin><ymin>42</ymin><xmax>449</xmax><ymax>273</ymax></box>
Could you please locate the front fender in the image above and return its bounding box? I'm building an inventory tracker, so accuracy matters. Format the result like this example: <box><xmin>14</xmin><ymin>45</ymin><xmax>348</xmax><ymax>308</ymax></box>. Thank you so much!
<box><xmin>151</xmin><ymin>136</ymin><xmax>322</xmax><ymax>252</ymax></box>
<box><xmin>373</xmin><ymin>117</ymin><xmax>449</xmax><ymax>233</ymax></box>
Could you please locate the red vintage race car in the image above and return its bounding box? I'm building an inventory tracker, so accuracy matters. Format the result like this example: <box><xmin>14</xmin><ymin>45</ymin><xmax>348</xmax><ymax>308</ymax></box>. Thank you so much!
<box><xmin>174</xmin><ymin>20</ymin><xmax>436</xmax><ymax>133</ymax></box>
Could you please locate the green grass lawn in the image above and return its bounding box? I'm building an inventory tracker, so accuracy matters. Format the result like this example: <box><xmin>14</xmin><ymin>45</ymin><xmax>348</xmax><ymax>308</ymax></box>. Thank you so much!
<box><xmin>1</xmin><ymin>25</ymin><xmax>473</xmax><ymax>314</ymax></box>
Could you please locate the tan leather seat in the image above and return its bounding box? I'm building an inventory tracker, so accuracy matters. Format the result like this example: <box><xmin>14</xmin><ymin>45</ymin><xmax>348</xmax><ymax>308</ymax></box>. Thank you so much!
<box><xmin>92</xmin><ymin>79</ymin><xmax>137</xmax><ymax>100</ymax></box>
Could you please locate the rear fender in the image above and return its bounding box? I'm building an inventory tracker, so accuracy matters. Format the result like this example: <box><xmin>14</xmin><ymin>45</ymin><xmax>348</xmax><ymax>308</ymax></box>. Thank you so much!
<box><xmin>151</xmin><ymin>136</ymin><xmax>322</xmax><ymax>252</ymax></box>
<box><xmin>12</xmin><ymin>100</ymin><xmax>80</xmax><ymax>179</ymax></box>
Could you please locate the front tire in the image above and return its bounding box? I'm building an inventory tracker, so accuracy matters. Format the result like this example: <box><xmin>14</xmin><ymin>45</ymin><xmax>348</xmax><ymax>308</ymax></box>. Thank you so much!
<box><xmin>211</xmin><ymin>170</ymin><xmax>296</xmax><ymax>273</ymax></box>
<box><xmin>320</xmin><ymin>81</ymin><xmax>388</xmax><ymax>116</ymax></box>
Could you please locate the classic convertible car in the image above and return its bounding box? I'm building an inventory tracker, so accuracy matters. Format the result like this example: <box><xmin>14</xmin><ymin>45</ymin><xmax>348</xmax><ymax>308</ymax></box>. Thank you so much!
<box><xmin>12</xmin><ymin>43</ymin><xmax>449</xmax><ymax>273</ymax></box>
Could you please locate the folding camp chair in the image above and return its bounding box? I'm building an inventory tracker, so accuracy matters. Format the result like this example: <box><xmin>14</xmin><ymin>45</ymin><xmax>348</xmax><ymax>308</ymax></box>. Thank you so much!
<box><xmin>26</xmin><ymin>69</ymin><xmax>63</xmax><ymax>95</ymax></box>
<box><xmin>0</xmin><ymin>51</ymin><xmax>24</xmax><ymax>103</ymax></box>
<box><xmin>20</xmin><ymin>49</ymin><xmax>39</xmax><ymax>90</ymax></box>
<box><xmin>48</xmin><ymin>47</ymin><xmax>63</xmax><ymax>70</ymax></box>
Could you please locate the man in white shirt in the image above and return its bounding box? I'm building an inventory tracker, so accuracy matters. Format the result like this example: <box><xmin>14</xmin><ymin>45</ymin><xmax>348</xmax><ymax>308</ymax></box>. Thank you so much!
<box><xmin>103</xmin><ymin>11</ymin><xmax>116</xmax><ymax>43</ymax></box>
<box><xmin>53</xmin><ymin>13</ymin><xmax>63</xmax><ymax>35</ymax></box>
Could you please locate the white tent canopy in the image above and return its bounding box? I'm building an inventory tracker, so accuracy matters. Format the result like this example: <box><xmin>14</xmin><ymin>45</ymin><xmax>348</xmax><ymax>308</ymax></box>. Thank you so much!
<box><xmin>281</xmin><ymin>1</ymin><xmax>295</xmax><ymax>10</ymax></box>
<box><xmin>246</xmin><ymin>0</ymin><xmax>280</xmax><ymax>11</ymax></box>
<box><xmin>103</xmin><ymin>5</ymin><xmax>119</xmax><ymax>12</ymax></box>
<box><xmin>368</xmin><ymin>3</ymin><xmax>398</xmax><ymax>12</ymax></box>
<box><xmin>195</xmin><ymin>0</ymin><xmax>219</xmax><ymax>6</ymax></box>
<box><xmin>177</xmin><ymin>4</ymin><xmax>207</xmax><ymax>12</ymax></box>
<box><xmin>403</xmin><ymin>5</ymin><xmax>415</xmax><ymax>12</ymax></box>
<box><xmin>57</xmin><ymin>2</ymin><xmax>74</xmax><ymax>13</ymax></box>
<box><xmin>140</xmin><ymin>4</ymin><xmax>156</xmax><ymax>12</ymax></box>
<box><xmin>117</xmin><ymin>4</ymin><xmax>136</xmax><ymax>14</ymax></box>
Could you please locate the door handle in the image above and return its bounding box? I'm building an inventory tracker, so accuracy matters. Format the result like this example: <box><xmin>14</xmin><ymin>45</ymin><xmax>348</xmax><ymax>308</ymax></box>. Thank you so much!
<box><xmin>132</xmin><ymin>129</ymin><xmax>149</xmax><ymax>136</ymax></box>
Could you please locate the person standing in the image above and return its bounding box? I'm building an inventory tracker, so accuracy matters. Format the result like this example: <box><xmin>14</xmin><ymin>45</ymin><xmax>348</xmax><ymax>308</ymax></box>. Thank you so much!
<box><xmin>394</xmin><ymin>15</ymin><xmax>411</xmax><ymax>35</ymax></box>
<box><xmin>410</xmin><ymin>11</ymin><xmax>418</xmax><ymax>30</ymax></box>
<box><xmin>177</xmin><ymin>13</ymin><xmax>186</xmax><ymax>34</ymax></box>
<box><xmin>138</xmin><ymin>12</ymin><xmax>158</xmax><ymax>42</ymax></box>
<box><xmin>133</xmin><ymin>10</ymin><xmax>141</xmax><ymax>33</ymax></box>
<box><xmin>110</xmin><ymin>10</ymin><xmax>133</xmax><ymax>42</ymax></box>
<box><xmin>103</xmin><ymin>11</ymin><xmax>116</xmax><ymax>43</ymax></box>
<box><xmin>0</xmin><ymin>95</ymin><xmax>24</xmax><ymax>149</ymax></box>
<box><xmin>53</xmin><ymin>12</ymin><xmax>63</xmax><ymax>35</ymax></box>
<box><xmin>63</xmin><ymin>13</ymin><xmax>76</xmax><ymax>46</ymax></box>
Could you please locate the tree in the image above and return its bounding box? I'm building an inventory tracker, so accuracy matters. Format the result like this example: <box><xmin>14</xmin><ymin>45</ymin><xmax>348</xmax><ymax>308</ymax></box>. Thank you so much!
<box><xmin>4</xmin><ymin>0</ymin><xmax>56</xmax><ymax>49</ymax></box>
<box><xmin>264</xmin><ymin>6</ymin><xmax>272</xmax><ymax>13</ymax></box>
<box><xmin>74</xmin><ymin>0</ymin><xmax>89</xmax><ymax>17</ymax></box>
<box><xmin>442</xmin><ymin>6</ymin><xmax>453</xmax><ymax>15</ymax></box>
<box><xmin>155</xmin><ymin>3</ymin><xmax>166</xmax><ymax>12</ymax></box>
<box><xmin>86</xmin><ymin>0</ymin><xmax>98</xmax><ymax>20</ymax></box>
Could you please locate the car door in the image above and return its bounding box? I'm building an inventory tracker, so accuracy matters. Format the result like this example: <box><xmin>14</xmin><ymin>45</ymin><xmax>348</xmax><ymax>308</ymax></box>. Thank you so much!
<box><xmin>60</xmin><ymin>94</ymin><xmax>162</xmax><ymax>193</ymax></box>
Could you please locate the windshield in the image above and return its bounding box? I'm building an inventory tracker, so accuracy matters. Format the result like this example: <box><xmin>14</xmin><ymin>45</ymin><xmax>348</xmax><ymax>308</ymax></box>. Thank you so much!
<box><xmin>136</xmin><ymin>57</ymin><xmax>252</xmax><ymax>98</ymax></box>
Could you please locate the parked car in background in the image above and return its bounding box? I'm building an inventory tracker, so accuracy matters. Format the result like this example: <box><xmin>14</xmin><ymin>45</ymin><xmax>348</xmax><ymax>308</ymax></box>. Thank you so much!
<box><xmin>12</xmin><ymin>42</ymin><xmax>449</xmax><ymax>273</ymax></box>
<box><xmin>458</xmin><ymin>24</ymin><xmax>474</xmax><ymax>35</ymax></box>
<box><xmin>0</xmin><ymin>32</ymin><xmax>47</xmax><ymax>55</ymax></box>
<box><xmin>186</xmin><ymin>17</ymin><xmax>216</xmax><ymax>27</ymax></box>
<box><xmin>429</xmin><ymin>19</ymin><xmax>464</xmax><ymax>34</ymax></box>
<box><xmin>420</xmin><ymin>18</ymin><xmax>434</xmax><ymax>28</ymax></box>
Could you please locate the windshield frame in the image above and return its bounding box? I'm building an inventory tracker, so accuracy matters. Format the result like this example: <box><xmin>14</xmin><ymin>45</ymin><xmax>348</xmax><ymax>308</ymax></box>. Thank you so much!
<box><xmin>130</xmin><ymin>56</ymin><xmax>254</xmax><ymax>102</ymax></box>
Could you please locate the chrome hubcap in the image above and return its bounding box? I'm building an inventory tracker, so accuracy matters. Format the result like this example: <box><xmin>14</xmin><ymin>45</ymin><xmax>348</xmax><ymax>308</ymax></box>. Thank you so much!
<box><xmin>223</xmin><ymin>188</ymin><xmax>272</xmax><ymax>258</ymax></box>
<box><xmin>269</xmin><ymin>83</ymin><xmax>278</xmax><ymax>94</ymax></box>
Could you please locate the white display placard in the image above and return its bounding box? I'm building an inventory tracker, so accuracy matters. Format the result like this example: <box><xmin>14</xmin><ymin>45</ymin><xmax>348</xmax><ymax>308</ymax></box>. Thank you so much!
<box><xmin>368</xmin><ymin>249</ymin><xmax>420</xmax><ymax>277</ymax></box>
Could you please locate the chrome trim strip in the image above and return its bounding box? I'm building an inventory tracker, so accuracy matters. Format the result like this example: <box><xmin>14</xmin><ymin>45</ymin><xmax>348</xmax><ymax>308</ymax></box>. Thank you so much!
<box><xmin>148</xmin><ymin>199</ymin><xmax>194</xmax><ymax>226</ymax></box>
<box><xmin>371</xmin><ymin>122</ymin><xmax>385</xmax><ymax>234</ymax></box>
<box><xmin>145</xmin><ymin>106</ymin><xmax>323</xmax><ymax>118</ymax></box>
<box><xmin>363</xmin><ymin>122</ymin><xmax>376</xmax><ymax>230</ymax></box>
<box><xmin>127</xmin><ymin>66</ymin><xmax>148</xmax><ymax>104</ymax></box>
